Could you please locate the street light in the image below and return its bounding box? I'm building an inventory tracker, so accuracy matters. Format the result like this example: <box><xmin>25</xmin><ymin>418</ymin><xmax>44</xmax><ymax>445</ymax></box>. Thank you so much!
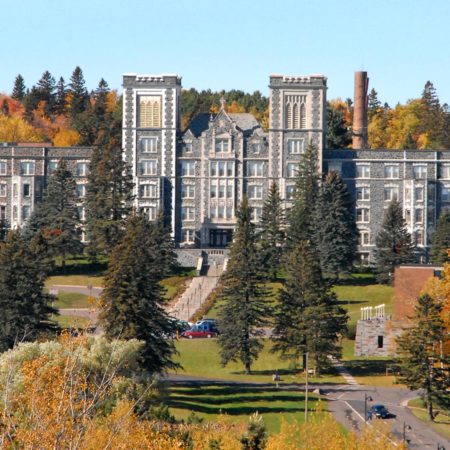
<box><xmin>403</xmin><ymin>422</ymin><xmax>412</xmax><ymax>445</ymax></box>
<box><xmin>364</xmin><ymin>393</ymin><xmax>373</xmax><ymax>423</ymax></box>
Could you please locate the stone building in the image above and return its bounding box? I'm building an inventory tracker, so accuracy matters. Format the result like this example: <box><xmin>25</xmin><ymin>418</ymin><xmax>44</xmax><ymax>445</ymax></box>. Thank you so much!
<box><xmin>0</xmin><ymin>144</ymin><xmax>92</xmax><ymax>236</ymax></box>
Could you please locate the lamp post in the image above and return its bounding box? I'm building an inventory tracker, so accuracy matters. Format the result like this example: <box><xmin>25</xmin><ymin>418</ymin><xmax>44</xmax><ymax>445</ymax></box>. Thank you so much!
<box><xmin>402</xmin><ymin>422</ymin><xmax>412</xmax><ymax>445</ymax></box>
<box><xmin>364</xmin><ymin>393</ymin><xmax>373</xmax><ymax>423</ymax></box>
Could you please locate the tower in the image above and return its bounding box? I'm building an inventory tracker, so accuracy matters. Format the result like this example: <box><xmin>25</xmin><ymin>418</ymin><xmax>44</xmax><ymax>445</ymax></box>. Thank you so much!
<box><xmin>268</xmin><ymin>74</ymin><xmax>327</xmax><ymax>202</ymax></box>
<box><xmin>122</xmin><ymin>74</ymin><xmax>181</xmax><ymax>231</ymax></box>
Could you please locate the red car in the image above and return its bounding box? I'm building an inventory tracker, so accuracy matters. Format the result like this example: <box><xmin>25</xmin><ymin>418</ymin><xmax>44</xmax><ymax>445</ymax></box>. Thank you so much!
<box><xmin>182</xmin><ymin>325</ymin><xmax>217</xmax><ymax>339</ymax></box>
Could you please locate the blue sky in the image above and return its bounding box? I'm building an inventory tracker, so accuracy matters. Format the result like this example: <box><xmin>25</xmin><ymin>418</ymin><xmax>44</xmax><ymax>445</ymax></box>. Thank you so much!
<box><xmin>2</xmin><ymin>0</ymin><xmax>449</xmax><ymax>106</ymax></box>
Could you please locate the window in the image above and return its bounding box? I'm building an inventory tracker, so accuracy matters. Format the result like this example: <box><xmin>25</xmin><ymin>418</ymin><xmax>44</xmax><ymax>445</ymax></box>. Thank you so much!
<box><xmin>287</xmin><ymin>139</ymin><xmax>304</xmax><ymax>154</ymax></box>
<box><xmin>140</xmin><ymin>137</ymin><xmax>158</xmax><ymax>153</ymax></box>
<box><xmin>21</xmin><ymin>161</ymin><xmax>34</xmax><ymax>175</ymax></box>
<box><xmin>181</xmin><ymin>183</ymin><xmax>195</xmax><ymax>199</ymax></box>
<box><xmin>48</xmin><ymin>161</ymin><xmax>58</xmax><ymax>174</ymax></box>
<box><xmin>0</xmin><ymin>184</ymin><xmax>6</xmax><ymax>197</ymax></box>
<box><xmin>358</xmin><ymin>230</ymin><xmax>370</xmax><ymax>246</ymax></box>
<box><xmin>181</xmin><ymin>161</ymin><xmax>196</xmax><ymax>177</ymax></box>
<box><xmin>0</xmin><ymin>206</ymin><xmax>5</xmax><ymax>220</ymax></box>
<box><xmin>413</xmin><ymin>165</ymin><xmax>427</xmax><ymax>179</ymax></box>
<box><xmin>356</xmin><ymin>164</ymin><xmax>370</xmax><ymax>178</ymax></box>
<box><xmin>248</xmin><ymin>185</ymin><xmax>263</xmax><ymax>199</ymax></box>
<box><xmin>356</xmin><ymin>187</ymin><xmax>370</xmax><ymax>201</ymax></box>
<box><xmin>384</xmin><ymin>165</ymin><xmax>399</xmax><ymax>179</ymax></box>
<box><xmin>210</xmin><ymin>161</ymin><xmax>234</xmax><ymax>177</ymax></box>
<box><xmin>377</xmin><ymin>336</ymin><xmax>384</xmax><ymax>349</ymax></box>
<box><xmin>210</xmin><ymin>184</ymin><xmax>217</xmax><ymax>198</ymax></box>
<box><xmin>76</xmin><ymin>184</ymin><xmax>86</xmax><ymax>198</ymax></box>
<box><xmin>141</xmin><ymin>206</ymin><xmax>157</xmax><ymax>220</ymax></box>
<box><xmin>181</xmin><ymin>229</ymin><xmax>195</xmax><ymax>243</ymax></box>
<box><xmin>0</xmin><ymin>161</ymin><xmax>6</xmax><ymax>175</ymax></box>
<box><xmin>183</xmin><ymin>142</ymin><xmax>193</xmax><ymax>153</ymax></box>
<box><xmin>358</xmin><ymin>252</ymin><xmax>370</xmax><ymax>266</ymax></box>
<box><xmin>218</xmin><ymin>183</ymin><xmax>225</xmax><ymax>198</ymax></box>
<box><xmin>141</xmin><ymin>160</ymin><xmax>157</xmax><ymax>176</ymax></box>
<box><xmin>181</xmin><ymin>207</ymin><xmax>195</xmax><ymax>221</ymax></box>
<box><xmin>328</xmin><ymin>162</ymin><xmax>342</xmax><ymax>174</ymax></box>
<box><xmin>138</xmin><ymin>96</ymin><xmax>161</xmax><ymax>128</ymax></box>
<box><xmin>252</xmin><ymin>143</ymin><xmax>261</xmax><ymax>154</ymax></box>
<box><xmin>76</xmin><ymin>162</ymin><xmax>89</xmax><ymax>176</ymax></box>
<box><xmin>415</xmin><ymin>187</ymin><xmax>424</xmax><ymax>202</ymax></box>
<box><xmin>356</xmin><ymin>208</ymin><xmax>370</xmax><ymax>223</ymax></box>
<box><xmin>384</xmin><ymin>186</ymin><xmax>399</xmax><ymax>202</ymax></box>
<box><xmin>442</xmin><ymin>186</ymin><xmax>450</xmax><ymax>202</ymax></box>
<box><xmin>251</xmin><ymin>207</ymin><xmax>262</xmax><ymax>222</ymax></box>
<box><xmin>415</xmin><ymin>209</ymin><xmax>424</xmax><ymax>223</ymax></box>
<box><xmin>286</xmin><ymin>163</ymin><xmax>297</xmax><ymax>178</ymax></box>
<box><xmin>22</xmin><ymin>206</ymin><xmax>31</xmax><ymax>220</ymax></box>
<box><xmin>285</xmin><ymin>95</ymin><xmax>306</xmax><ymax>129</ymax></box>
<box><xmin>23</xmin><ymin>184</ymin><xmax>31</xmax><ymax>197</ymax></box>
<box><xmin>140</xmin><ymin>183</ymin><xmax>157</xmax><ymax>198</ymax></box>
<box><xmin>286</xmin><ymin>185</ymin><xmax>295</xmax><ymax>199</ymax></box>
<box><xmin>77</xmin><ymin>206</ymin><xmax>86</xmax><ymax>221</ymax></box>
<box><xmin>440</xmin><ymin>164</ymin><xmax>450</xmax><ymax>179</ymax></box>
<box><xmin>415</xmin><ymin>229</ymin><xmax>424</xmax><ymax>245</ymax></box>
<box><xmin>215</xmin><ymin>138</ymin><xmax>230</xmax><ymax>152</ymax></box>
<box><xmin>248</xmin><ymin>161</ymin><xmax>263</xmax><ymax>177</ymax></box>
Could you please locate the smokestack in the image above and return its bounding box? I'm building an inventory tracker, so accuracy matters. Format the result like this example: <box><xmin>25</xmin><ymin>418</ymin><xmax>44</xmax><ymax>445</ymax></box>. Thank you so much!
<box><xmin>352</xmin><ymin>71</ymin><xmax>369</xmax><ymax>149</ymax></box>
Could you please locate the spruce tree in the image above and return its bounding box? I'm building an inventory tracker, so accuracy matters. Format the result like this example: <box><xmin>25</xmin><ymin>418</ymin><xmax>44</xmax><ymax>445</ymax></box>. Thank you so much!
<box><xmin>272</xmin><ymin>241</ymin><xmax>348</xmax><ymax>374</ymax></box>
<box><xmin>217</xmin><ymin>197</ymin><xmax>270</xmax><ymax>374</ymax></box>
<box><xmin>375</xmin><ymin>200</ymin><xmax>415</xmax><ymax>284</ymax></box>
<box><xmin>36</xmin><ymin>70</ymin><xmax>56</xmax><ymax>116</ymax></box>
<box><xmin>85</xmin><ymin>120</ymin><xmax>134</xmax><ymax>256</ymax></box>
<box><xmin>314</xmin><ymin>171</ymin><xmax>357</xmax><ymax>280</ymax></box>
<box><xmin>68</xmin><ymin>66</ymin><xmax>89</xmax><ymax>117</ymax></box>
<box><xmin>397</xmin><ymin>294</ymin><xmax>450</xmax><ymax>421</ymax></box>
<box><xmin>99</xmin><ymin>214</ymin><xmax>177</xmax><ymax>373</ymax></box>
<box><xmin>287</xmin><ymin>142</ymin><xmax>320</xmax><ymax>250</ymax></box>
<box><xmin>368</xmin><ymin>88</ymin><xmax>382</xmax><ymax>119</ymax></box>
<box><xmin>12</xmin><ymin>74</ymin><xmax>26</xmax><ymax>101</ymax></box>
<box><xmin>259</xmin><ymin>182</ymin><xmax>285</xmax><ymax>281</ymax></box>
<box><xmin>54</xmin><ymin>77</ymin><xmax>67</xmax><ymax>115</ymax></box>
<box><xmin>430</xmin><ymin>209</ymin><xmax>450</xmax><ymax>264</ymax></box>
<box><xmin>421</xmin><ymin>81</ymin><xmax>445</xmax><ymax>148</ymax></box>
<box><xmin>326</xmin><ymin>105</ymin><xmax>351</xmax><ymax>148</ymax></box>
<box><xmin>0</xmin><ymin>230</ymin><xmax>57</xmax><ymax>352</ymax></box>
<box><xmin>24</xmin><ymin>160</ymin><xmax>82</xmax><ymax>269</ymax></box>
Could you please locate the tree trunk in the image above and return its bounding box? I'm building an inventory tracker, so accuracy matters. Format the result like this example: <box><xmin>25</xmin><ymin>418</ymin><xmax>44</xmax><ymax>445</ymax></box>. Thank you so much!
<box><xmin>62</xmin><ymin>251</ymin><xmax>66</xmax><ymax>274</ymax></box>
<box><xmin>427</xmin><ymin>390</ymin><xmax>434</xmax><ymax>421</ymax></box>
<box><xmin>245</xmin><ymin>362</ymin><xmax>251</xmax><ymax>375</ymax></box>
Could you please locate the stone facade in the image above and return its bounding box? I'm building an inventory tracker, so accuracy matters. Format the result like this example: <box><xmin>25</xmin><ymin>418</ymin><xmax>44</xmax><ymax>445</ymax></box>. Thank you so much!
<box><xmin>0</xmin><ymin>145</ymin><xmax>92</xmax><ymax>235</ymax></box>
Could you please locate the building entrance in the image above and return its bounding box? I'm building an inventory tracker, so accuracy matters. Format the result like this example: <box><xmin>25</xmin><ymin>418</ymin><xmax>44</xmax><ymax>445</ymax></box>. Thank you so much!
<box><xmin>209</xmin><ymin>229</ymin><xmax>233</xmax><ymax>248</ymax></box>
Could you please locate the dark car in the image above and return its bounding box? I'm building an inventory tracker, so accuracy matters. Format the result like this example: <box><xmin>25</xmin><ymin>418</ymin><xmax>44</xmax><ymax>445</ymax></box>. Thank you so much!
<box><xmin>182</xmin><ymin>323</ymin><xmax>218</xmax><ymax>339</ymax></box>
<box><xmin>369</xmin><ymin>404</ymin><xmax>396</xmax><ymax>419</ymax></box>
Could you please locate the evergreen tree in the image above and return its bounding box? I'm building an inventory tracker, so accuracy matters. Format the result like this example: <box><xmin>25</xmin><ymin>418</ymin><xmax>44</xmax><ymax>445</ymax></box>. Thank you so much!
<box><xmin>36</xmin><ymin>70</ymin><xmax>56</xmax><ymax>116</ymax></box>
<box><xmin>421</xmin><ymin>81</ymin><xmax>445</xmax><ymax>148</ymax></box>
<box><xmin>68</xmin><ymin>66</ymin><xmax>89</xmax><ymax>117</ymax></box>
<box><xmin>326</xmin><ymin>105</ymin><xmax>351</xmax><ymax>148</ymax></box>
<box><xmin>368</xmin><ymin>88</ymin><xmax>382</xmax><ymax>119</ymax></box>
<box><xmin>430</xmin><ymin>209</ymin><xmax>450</xmax><ymax>264</ymax></box>
<box><xmin>217</xmin><ymin>197</ymin><xmax>270</xmax><ymax>374</ymax></box>
<box><xmin>24</xmin><ymin>160</ymin><xmax>82</xmax><ymax>268</ymax></box>
<box><xmin>315</xmin><ymin>171</ymin><xmax>357</xmax><ymax>280</ymax></box>
<box><xmin>259</xmin><ymin>182</ymin><xmax>285</xmax><ymax>281</ymax></box>
<box><xmin>240</xmin><ymin>413</ymin><xmax>268</xmax><ymax>450</ymax></box>
<box><xmin>287</xmin><ymin>142</ymin><xmax>320</xmax><ymax>249</ymax></box>
<box><xmin>0</xmin><ymin>230</ymin><xmax>57</xmax><ymax>352</ymax></box>
<box><xmin>99</xmin><ymin>214</ymin><xmax>177</xmax><ymax>373</ymax></box>
<box><xmin>397</xmin><ymin>294</ymin><xmax>450</xmax><ymax>421</ymax></box>
<box><xmin>375</xmin><ymin>200</ymin><xmax>415</xmax><ymax>284</ymax></box>
<box><xmin>272</xmin><ymin>241</ymin><xmax>347</xmax><ymax>374</ymax></box>
<box><xmin>12</xmin><ymin>74</ymin><xmax>26</xmax><ymax>101</ymax></box>
<box><xmin>54</xmin><ymin>77</ymin><xmax>67</xmax><ymax>115</ymax></box>
<box><xmin>85</xmin><ymin>120</ymin><xmax>134</xmax><ymax>256</ymax></box>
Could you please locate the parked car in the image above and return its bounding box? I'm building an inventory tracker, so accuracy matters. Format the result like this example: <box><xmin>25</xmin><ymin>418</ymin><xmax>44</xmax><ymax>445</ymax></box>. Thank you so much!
<box><xmin>369</xmin><ymin>404</ymin><xmax>396</xmax><ymax>419</ymax></box>
<box><xmin>195</xmin><ymin>318</ymin><xmax>219</xmax><ymax>334</ymax></box>
<box><xmin>182</xmin><ymin>324</ymin><xmax>218</xmax><ymax>339</ymax></box>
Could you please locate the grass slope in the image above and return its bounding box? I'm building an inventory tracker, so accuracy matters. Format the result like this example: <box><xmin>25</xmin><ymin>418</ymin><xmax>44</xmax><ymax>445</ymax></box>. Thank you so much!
<box><xmin>408</xmin><ymin>398</ymin><xmax>450</xmax><ymax>440</ymax></box>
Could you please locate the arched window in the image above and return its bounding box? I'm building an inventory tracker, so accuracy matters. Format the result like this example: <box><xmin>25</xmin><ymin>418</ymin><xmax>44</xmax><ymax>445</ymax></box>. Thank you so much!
<box><xmin>285</xmin><ymin>102</ymin><xmax>293</xmax><ymax>129</ymax></box>
<box><xmin>300</xmin><ymin>103</ymin><xmax>306</xmax><ymax>129</ymax></box>
<box><xmin>293</xmin><ymin>103</ymin><xmax>299</xmax><ymax>129</ymax></box>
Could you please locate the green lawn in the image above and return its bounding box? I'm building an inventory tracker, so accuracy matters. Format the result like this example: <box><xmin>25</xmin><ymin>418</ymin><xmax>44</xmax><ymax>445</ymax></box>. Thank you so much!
<box><xmin>52</xmin><ymin>314</ymin><xmax>90</xmax><ymax>329</ymax></box>
<box><xmin>169</xmin><ymin>382</ymin><xmax>322</xmax><ymax>433</ymax></box>
<box><xmin>46</xmin><ymin>274</ymin><xmax>104</xmax><ymax>288</ymax></box>
<box><xmin>408</xmin><ymin>398</ymin><xmax>450</xmax><ymax>440</ymax></box>
<box><xmin>173</xmin><ymin>339</ymin><xmax>343</xmax><ymax>384</ymax></box>
<box><xmin>52</xmin><ymin>291</ymin><xmax>92</xmax><ymax>309</ymax></box>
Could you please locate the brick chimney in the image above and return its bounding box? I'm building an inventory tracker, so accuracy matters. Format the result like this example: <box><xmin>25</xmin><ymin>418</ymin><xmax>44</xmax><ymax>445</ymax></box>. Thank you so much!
<box><xmin>352</xmin><ymin>71</ymin><xmax>369</xmax><ymax>149</ymax></box>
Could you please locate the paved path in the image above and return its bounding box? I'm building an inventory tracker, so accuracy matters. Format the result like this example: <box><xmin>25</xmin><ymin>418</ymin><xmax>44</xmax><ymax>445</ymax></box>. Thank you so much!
<box><xmin>50</xmin><ymin>285</ymin><xmax>103</xmax><ymax>297</ymax></box>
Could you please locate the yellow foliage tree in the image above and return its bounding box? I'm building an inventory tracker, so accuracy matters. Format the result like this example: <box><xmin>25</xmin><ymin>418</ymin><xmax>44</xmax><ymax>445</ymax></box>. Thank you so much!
<box><xmin>0</xmin><ymin>115</ymin><xmax>44</xmax><ymax>142</ymax></box>
<box><xmin>53</xmin><ymin>128</ymin><xmax>81</xmax><ymax>146</ymax></box>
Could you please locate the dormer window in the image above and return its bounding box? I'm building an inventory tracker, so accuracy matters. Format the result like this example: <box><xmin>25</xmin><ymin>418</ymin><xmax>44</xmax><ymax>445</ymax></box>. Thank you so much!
<box><xmin>215</xmin><ymin>138</ymin><xmax>230</xmax><ymax>152</ymax></box>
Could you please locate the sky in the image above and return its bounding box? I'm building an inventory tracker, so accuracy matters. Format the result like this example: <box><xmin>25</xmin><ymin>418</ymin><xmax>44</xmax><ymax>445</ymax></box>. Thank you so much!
<box><xmin>1</xmin><ymin>0</ymin><xmax>449</xmax><ymax>106</ymax></box>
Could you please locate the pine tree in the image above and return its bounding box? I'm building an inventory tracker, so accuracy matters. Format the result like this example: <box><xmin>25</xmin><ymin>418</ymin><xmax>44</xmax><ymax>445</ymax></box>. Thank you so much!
<box><xmin>397</xmin><ymin>294</ymin><xmax>450</xmax><ymax>421</ymax></box>
<box><xmin>217</xmin><ymin>197</ymin><xmax>271</xmax><ymax>374</ymax></box>
<box><xmin>99</xmin><ymin>214</ymin><xmax>177</xmax><ymax>373</ymax></box>
<box><xmin>287</xmin><ymin>142</ymin><xmax>320</xmax><ymax>250</ymax></box>
<box><xmin>375</xmin><ymin>200</ymin><xmax>415</xmax><ymax>284</ymax></box>
<box><xmin>259</xmin><ymin>182</ymin><xmax>285</xmax><ymax>281</ymax></box>
<box><xmin>68</xmin><ymin>66</ymin><xmax>89</xmax><ymax>117</ymax></box>
<box><xmin>54</xmin><ymin>77</ymin><xmax>67</xmax><ymax>115</ymax></box>
<box><xmin>326</xmin><ymin>105</ymin><xmax>351</xmax><ymax>148</ymax></box>
<box><xmin>421</xmin><ymin>81</ymin><xmax>445</xmax><ymax>148</ymax></box>
<box><xmin>314</xmin><ymin>171</ymin><xmax>357</xmax><ymax>280</ymax></box>
<box><xmin>12</xmin><ymin>74</ymin><xmax>26</xmax><ymax>101</ymax></box>
<box><xmin>272</xmin><ymin>241</ymin><xmax>348</xmax><ymax>374</ymax></box>
<box><xmin>430</xmin><ymin>209</ymin><xmax>450</xmax><ymax>264</ymax></box>
<box><xmin>368</xmin><ymin>88</ymin><xmax>382</xmax><ymax>119</ymax></box>
<box><xmin>24</xmin><ymin>160</ymin><xmax>82</xmax><ymax>269</ymax></box>
<box><xmin>36</xmin><ymin>70</ymin><xmax>56</xmax><ymax>116</ymax></box>
<box><xmin>85</xmin><ymin>120</ymin><xmax>134</xmax><ymax>256</ymax></box>
<box><xmin>0</xmin><ymin>230</ymin><xmax>57</xmax><ymax>352</ymax></box>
